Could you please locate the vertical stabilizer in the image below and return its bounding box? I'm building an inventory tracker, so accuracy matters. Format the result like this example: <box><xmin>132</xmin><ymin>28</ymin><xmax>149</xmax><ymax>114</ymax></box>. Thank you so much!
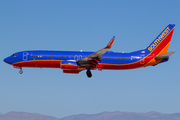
<box><xmin>146</xmin><ymin>24</ymin><xmax>175</xmax><ymax>56</ymax></box>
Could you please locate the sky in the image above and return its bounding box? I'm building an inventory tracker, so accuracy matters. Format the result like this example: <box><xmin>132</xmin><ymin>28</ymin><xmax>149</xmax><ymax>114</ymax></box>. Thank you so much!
<box><xmin>0</xmin><ymin>0</ymin><xmax>180</xmax><ymax>118</ymax></box>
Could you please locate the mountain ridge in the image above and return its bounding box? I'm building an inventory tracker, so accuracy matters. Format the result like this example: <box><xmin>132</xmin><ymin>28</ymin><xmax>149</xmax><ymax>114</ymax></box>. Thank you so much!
<box><xmin>0</xmin><ymin>111</ymin><xmax>180</xmax><ymax>120</ymax></box>
<box><xmin>60</xmin><ymin>111</ymin><xmax>180</xmax><ymax>120</ymax></box>
<box><xmin>0</xmin><ymin>111</ymin><xmax>59</xmax><ymax>120</ymax></box>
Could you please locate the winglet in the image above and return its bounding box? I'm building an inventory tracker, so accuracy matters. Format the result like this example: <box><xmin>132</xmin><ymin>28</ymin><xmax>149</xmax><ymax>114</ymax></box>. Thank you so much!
<box><xmin>105</xmin><ymin>36</ymin><xmax>115</xmax><ymax>49</ymax></box>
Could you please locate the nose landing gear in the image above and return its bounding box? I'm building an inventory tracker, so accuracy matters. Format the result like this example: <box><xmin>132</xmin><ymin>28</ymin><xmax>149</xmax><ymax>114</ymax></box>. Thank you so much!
<box><xmin>86</xmin><ymin>69</ymin><xmax>92</xmax><ymax>78</ymax></box>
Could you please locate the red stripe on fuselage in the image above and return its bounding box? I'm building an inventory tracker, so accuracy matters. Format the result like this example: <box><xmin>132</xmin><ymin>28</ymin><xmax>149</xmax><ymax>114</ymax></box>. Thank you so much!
<box><xmin>12</xmin><ymin>60</ymin><xmax>61</xmax><ymax>68</ymax></box>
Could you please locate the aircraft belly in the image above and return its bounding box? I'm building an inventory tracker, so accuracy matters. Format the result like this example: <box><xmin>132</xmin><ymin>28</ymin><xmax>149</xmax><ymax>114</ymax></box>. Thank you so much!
<box><xmin>101</xmin><ymin>61</ymin><xmax>145</xmax><ymax>70</ymax></box>
<box><xmin>12</xmin><ymin>60</ymin><xmax>61</xmax><ymax>68</ymax></box>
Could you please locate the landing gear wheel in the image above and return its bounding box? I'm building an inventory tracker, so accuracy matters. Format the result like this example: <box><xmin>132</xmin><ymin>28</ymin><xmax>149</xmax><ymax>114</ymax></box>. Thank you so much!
<box><xmin>86</xmin><ymin>70</ymin><xmax>92</xmax><ymax>78</ymax></box>
<box><xmin>19</xmin><ymin>69</ymin><xmax>23</xmax><ymax>74</ymax></box>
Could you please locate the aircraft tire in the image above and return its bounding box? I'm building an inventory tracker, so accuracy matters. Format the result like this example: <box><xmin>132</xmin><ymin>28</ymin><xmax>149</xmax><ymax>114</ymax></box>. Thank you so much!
<box><xmin>86</xmin><ymin>70</ymin><xmax>92</xmax><ymax>78</ymax></box>
<box><xmin>19</xmin><ymin>70</ymin><xmax>23</xmax><ymax>74</ymax></box>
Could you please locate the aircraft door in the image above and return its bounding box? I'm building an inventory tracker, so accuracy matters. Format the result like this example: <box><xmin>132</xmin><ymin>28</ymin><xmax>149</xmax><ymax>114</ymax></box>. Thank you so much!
<box><xmin>23</xmin><ymin>52</ymin><xmax>29</xmax><ymax>61</ymax></box>
<box><xmin>140</xmin><ymin>55</ymin><xmax>145</xmax><ymax>64</ymax></box>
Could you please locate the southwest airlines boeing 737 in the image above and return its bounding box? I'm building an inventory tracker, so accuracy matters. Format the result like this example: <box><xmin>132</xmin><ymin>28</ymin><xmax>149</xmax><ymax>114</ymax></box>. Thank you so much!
<box><xmin>4</xmin><ymin>24</ymin><xmax>175</xmax><ymax>78</ymax></box>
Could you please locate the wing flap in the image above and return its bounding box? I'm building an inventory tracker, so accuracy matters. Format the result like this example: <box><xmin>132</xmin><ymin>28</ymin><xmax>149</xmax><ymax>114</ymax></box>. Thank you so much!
<box><xmin>91</xmin><ymin>57</ymin><xmax>102</xmax><ymax>62</ymax></box>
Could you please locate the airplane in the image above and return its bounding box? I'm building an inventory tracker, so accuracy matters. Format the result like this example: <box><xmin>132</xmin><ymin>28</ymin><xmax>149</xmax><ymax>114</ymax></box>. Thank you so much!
<box><xmin>4</xmin><ymin>24</ymin><xmax>175</xmax><ymax>78</ymax></box>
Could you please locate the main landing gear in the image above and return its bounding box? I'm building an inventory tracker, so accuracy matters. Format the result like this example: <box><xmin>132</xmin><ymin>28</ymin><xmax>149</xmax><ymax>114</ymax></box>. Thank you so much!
<box><xmin>86</xmin><ymin>69</ymin><xmax>92</xmax><ymax>78</ymax></box>
<box><xmin>19</xmin><ymin>69</ymin><xmax>23</xmax><ymax>74</ymax></box>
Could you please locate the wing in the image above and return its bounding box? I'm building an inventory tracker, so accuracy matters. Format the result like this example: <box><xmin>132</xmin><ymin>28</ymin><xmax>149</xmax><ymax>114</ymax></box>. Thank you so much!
<box><xmin>77</xmin><ymin>36</ymin><xmax>115</xmax><ymax>69</ymax></box>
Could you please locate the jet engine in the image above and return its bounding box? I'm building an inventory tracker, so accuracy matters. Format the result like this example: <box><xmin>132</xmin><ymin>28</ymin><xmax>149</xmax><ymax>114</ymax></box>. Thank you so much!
<box><xmin>60</xmin><ymin>61</ymin><xmax>78</xmax><ymax>70</ymax></box>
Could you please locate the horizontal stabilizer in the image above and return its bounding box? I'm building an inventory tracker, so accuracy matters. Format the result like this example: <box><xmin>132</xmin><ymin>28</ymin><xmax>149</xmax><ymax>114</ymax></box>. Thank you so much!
<box><xmin>155</xmin><ymin>51</ymin><xmax>175</xmax><ymax>59</ymax></box>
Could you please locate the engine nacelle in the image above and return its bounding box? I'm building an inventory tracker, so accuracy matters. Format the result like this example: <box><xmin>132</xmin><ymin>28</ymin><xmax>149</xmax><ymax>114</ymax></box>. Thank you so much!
<box><xmin>61</xmin><ymin>61</ymin><xmax>78</xmax><ymax>70</ymax></box>
<box><xmin>63</xmin><ymin>70</ymin><xmax>79</xmax><ymax>74</ymax></box>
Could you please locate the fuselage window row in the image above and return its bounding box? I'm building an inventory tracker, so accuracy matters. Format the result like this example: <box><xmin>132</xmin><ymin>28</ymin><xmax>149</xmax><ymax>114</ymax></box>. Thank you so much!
<box><xmin>31</xmin><ymin>55</ymin><xmax>135</xmax><ymax>60</ymax></box>
<box><xmin>31</xmin><ymin>55</ymin><xmax>63</xmax><ymax>58</ymax></box>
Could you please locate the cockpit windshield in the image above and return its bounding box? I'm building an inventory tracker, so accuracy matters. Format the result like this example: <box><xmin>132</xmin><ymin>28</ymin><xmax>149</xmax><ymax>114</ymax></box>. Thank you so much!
<box><xmin>11</xmin><ymin>54</ymin><xmax>17</xmax><ymax>57</ymax></box>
